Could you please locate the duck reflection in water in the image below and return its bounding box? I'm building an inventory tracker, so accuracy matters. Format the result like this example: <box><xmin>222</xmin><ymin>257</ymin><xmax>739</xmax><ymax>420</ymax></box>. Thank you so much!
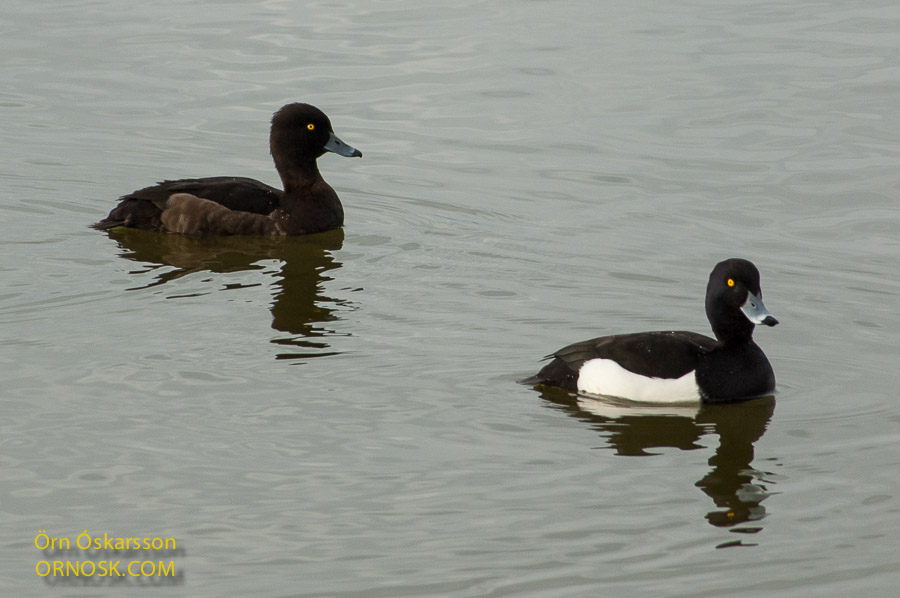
<box><xmin>104</xmin><ymin>227</ymin><xmax>351</xmax><ymax>360</ymax></box>
<box><xmin>538</xmin><ymin>387</ymin><xmax>776</xmax><ymax>540</ymax></box>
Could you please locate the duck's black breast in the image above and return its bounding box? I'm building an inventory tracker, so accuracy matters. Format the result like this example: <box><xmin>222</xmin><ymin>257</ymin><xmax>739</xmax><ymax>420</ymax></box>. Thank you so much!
<box><xmin>694</xmin><ymin>341</ymin><xmax>775</xmax><ymax>403</ymax></box>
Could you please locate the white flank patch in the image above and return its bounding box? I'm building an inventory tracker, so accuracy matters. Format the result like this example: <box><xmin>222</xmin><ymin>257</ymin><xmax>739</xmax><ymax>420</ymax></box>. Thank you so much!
<box><xmin>577</xmin><ymin>358</ymin><xmax>701</xmax><ymax>403</ymax></box>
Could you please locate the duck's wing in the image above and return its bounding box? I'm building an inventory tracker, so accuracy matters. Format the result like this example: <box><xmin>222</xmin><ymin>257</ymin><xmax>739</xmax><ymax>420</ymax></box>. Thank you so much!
<box><xmin>523</xmin><ymin>331</ymin><xmax>716</xmax><ymax>389</ymax></box>
<box><xmin>93</xmin><ymin>177</ymin><xmax>281</xmax><ymax>231</ymax></box>
<box><xmin>133</xmin><ymin>177</ymin><xmax>281</xmax><ymax>213</ymax></box>
<box><xmin>159</xmin><ymin>193</ymin><xmax>281</xmax><ymax>236</ymax></box>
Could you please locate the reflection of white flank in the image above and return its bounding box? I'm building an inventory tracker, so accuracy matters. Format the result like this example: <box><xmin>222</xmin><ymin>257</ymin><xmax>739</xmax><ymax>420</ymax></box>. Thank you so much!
<box><xmin>576</xmin><ymin>396</ymin><xmax>701</xmax><ymax>419</ymax></box>
<box><xmin>577</xmin><ymin>358</ymin><xmax>701</xmax><ymax>403</ymax></box>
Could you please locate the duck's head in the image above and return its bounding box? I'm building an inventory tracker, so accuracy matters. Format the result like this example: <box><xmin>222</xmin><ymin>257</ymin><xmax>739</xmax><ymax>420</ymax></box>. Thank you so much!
<box><xmin>706</xmin><ymin>258</ymin><xmax>778</xmax><ymax>344</ymax></box>
<box><xmin>270</xmin><ymin>103</ymin><xmax>361</xmax><ymax>175</ymax></box>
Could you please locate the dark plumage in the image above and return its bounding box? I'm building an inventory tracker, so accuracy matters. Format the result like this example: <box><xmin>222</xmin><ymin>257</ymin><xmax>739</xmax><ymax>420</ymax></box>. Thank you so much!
<box><xmin>93</xmin><ymin>103</ymin><xmax>361</xmax><ymax>236</ymax></box>
<box><xmin>523</xmin><ymin>259</ymin><xmax>779</xmax><ymax>403</ymax></box>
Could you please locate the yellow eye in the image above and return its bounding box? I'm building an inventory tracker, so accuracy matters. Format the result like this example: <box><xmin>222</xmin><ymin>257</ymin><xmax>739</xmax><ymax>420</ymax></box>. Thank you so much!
<box><xmin>727</xmin><ymin>278</ymin><xmax>735</xmax><ymax>287</ymax></box>
<box><xmin>307</xmin><ymin>123</ymin><xmax>315</xmax><ymax>130</ymax></box>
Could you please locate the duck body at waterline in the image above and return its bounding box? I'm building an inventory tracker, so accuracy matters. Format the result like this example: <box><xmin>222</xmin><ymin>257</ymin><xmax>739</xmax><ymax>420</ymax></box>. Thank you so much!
<box><xmin>523</xmin><ymin>259</ymin><xmax>779</xmax><ymax>404</ymax></box>
<box><xmin>93</xmin><ymin>103</ymin><xmax>361</xmax><ymax>236</ymax></box>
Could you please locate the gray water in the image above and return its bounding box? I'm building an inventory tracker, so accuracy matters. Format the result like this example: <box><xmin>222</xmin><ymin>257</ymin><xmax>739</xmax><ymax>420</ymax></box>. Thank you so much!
<box><xmin>3</xmin><ymin>0</ymin><xmax>900</xmax><ymax>595</ymax></box>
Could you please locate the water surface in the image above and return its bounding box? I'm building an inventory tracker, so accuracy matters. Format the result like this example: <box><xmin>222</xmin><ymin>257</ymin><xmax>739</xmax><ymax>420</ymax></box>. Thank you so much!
<box><xmin>2</xmin><ymin>0</ymin><xmax>900</xmax><ymax>596</ymax></box>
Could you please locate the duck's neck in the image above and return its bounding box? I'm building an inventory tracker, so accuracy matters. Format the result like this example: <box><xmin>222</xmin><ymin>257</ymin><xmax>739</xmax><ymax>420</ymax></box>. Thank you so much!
<box><xmin>275</xmin><ymin>159</ymin><xmax>322</xmax><ymax>193</ymax></box>
<box><xmin>711</xmin><ymin>319</ymin><xmax>755</xmax><ymax>348</ymax></box>
<box><xmin>707</xmin><ymin>296</ymin><xmax>756</xmax><ymax>348</ymax></box>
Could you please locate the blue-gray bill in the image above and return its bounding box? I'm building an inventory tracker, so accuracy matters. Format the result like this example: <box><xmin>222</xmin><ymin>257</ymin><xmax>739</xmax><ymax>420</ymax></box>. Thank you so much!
<box><xmin>325</xmin><ymin>131</ymin><xmax>362</xmax><ymax>158</ymax></box>
<box><xmin>741</xmin><ymin>290</ymin><xmax>778</xmax><ymax>326</ymax></box>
